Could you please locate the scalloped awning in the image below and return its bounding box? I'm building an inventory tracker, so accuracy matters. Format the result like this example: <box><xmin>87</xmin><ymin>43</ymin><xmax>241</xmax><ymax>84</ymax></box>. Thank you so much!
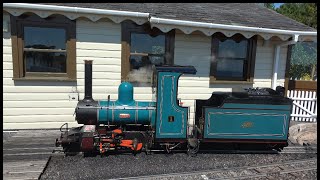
<box><xmin>3</xmin><ymin>3</ymin><xmax>150</xmax><ymax>25</ymax></box>
<box><xmin>3</xmin><ymin>3</ymin><xmax>317</xmax><ymax>42</ymax></box>
<box><xmin>149</xmin><ymin>17</ymin><xmax>317</xmax><ymax>42</ymax></box>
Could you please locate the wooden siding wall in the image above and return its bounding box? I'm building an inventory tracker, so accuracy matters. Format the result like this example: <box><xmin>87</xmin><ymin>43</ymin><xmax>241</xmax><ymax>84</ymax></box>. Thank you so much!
<box><xmin>174</xmin><ymin>32</ymin><xmax>287</xmax><ymax>124</ymax></box>
<box><xmin>3</xmin><ymin>14</ymin><xmax>288</xmax><ymax>129</ymax></box>
<box><xmin>254</xmin><ymin>36</ymin><xmax>287</xmax><ymax>88</ymax></box>
<box><xmin>3</xmin><ymin>16</ymin><xmax>124</xmax><ymax>129</ymax></box>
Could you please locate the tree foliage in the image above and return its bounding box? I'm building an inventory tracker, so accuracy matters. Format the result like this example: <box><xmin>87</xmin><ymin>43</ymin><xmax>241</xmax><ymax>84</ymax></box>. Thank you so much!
<box><xmin>264</xmin><ymin>3</ymin><xmax>275</xmax><ymax>10</ymax></box>
<box><xmin>276</xmin><ymin>3</ymin><xmax>317</xmax><ymax>29</ymax></box>
<box><xmin>289</xmin><ymin>42</ymin><xmax>317</xmax><ymax>80</ymax></box>
<box><xmin>265</xmin><ymin>3</ymin><xmax>317</xmax><ymax>80</ymax></box>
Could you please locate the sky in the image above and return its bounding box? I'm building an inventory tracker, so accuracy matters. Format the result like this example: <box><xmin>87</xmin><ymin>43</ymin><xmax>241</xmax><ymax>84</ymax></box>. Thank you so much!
<box><xmin>274</xmin><ymin>3</ymin><xmax>284</xmax><ymax>9</ymax></box>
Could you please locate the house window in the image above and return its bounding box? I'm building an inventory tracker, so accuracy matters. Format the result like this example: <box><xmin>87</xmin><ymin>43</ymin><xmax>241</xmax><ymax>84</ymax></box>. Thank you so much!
<box><xmin>10</xmin><ymin>14</ymin><xmax>76</xmax><ymax>81</ymax></box>
<box><xmin>121</xmin><ymin>21</ymin><xmax>175</xmax><ymax>85</ymax></box>
<box><xmin>210</xmin><ymin>33</ymin><xmax>257</xmax><ymax>83</ymax></box>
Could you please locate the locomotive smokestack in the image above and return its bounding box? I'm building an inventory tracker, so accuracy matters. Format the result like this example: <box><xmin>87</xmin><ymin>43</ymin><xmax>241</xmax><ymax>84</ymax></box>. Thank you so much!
<box><xmin>84</xmin><ymin>60</ymin><xmax>93</xmax><ymax>101</ymax></box>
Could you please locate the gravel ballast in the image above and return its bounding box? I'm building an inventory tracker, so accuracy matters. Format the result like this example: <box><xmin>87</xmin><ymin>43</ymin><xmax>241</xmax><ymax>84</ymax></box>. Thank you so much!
<box><xmin>40</xmin><ymin>152</ymin><xmax>317</xmax><ymax>180</ymax></box>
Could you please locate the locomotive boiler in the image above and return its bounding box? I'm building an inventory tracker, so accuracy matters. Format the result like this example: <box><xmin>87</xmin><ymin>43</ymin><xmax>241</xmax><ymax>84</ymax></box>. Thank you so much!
<box><xmin>75</xmin><ymin>61</ymin><xmax>156</xmax><ymax>126</ymax></box>
<box><xmin>56</xmin><ymin>60</ymin><xmax>293</xmax><ymax>156</ymax></box>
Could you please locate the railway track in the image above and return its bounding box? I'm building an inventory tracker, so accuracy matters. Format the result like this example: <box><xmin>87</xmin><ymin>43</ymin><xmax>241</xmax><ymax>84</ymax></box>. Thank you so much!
<box><xmin>52</xmin><ymin>145</ymin><xmax>317</xmax><ymax>155</ymax></box>
<box><xmin>117</xmin><ymin>157</ymin><xmax>317</xmax><ymax>180</ymax></box>
<box><xmin>280</xmin><ymin>145</ymin><xmax>317</xmax><ymax>154</ymax></box>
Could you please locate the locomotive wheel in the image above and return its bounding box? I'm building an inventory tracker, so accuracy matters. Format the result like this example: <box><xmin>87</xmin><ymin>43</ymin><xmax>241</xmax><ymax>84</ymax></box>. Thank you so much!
<box><xmin>132</xmin><ymin>138</ymin><xmax>138</xmax><ymax>156</ymax></box>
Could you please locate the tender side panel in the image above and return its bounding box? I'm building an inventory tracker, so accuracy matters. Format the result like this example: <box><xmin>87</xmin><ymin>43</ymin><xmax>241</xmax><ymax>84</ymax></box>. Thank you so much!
<box><xmin>203</xmin><ymin>104</ymin><xmax>291</xmax><ymax>140</ymax></box>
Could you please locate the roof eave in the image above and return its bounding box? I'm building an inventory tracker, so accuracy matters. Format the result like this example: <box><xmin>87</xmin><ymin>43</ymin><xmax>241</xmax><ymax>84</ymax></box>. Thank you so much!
<box><xmin>3</xmin><ymin>3</ymin><xmax>150</xmax><ymax>25</ymax></box>
<box><xmin>3</xmin><ymin>3</ymin><xmax>317</xmax><ymax>42</ymax></box>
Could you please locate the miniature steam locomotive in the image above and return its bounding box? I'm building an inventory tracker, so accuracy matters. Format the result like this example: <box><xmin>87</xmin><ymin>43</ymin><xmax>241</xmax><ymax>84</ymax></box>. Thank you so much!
<box><xmin>55</xmin><ymin>60</ymin><xmax>293</xmax><ymax>156</ymax></box>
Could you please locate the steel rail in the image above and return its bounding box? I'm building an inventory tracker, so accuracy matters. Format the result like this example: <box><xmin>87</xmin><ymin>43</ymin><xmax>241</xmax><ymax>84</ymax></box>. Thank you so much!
<box><xmin>222</xmin><ymin>167</ymin><xmax>317</xmax><ymax>180</ymax></box>
<box><xmin>114</xmin><ymin>157</ymin><xmax>317</xmax><ymax>180</ymax></box>
<box><xmin>52</xmin><ymin>145</ymin><xmax>317</xmax><ymax>154</ymax></box>
<box><xmin>280</xmin><ymin>146</ymin><xmax>317</xmax><ymax>154</ymax></box>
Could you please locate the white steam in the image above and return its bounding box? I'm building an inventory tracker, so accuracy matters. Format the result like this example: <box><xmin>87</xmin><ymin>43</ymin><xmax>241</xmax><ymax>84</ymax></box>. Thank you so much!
<box><xmin>127</xmin><ymin>65</ymin><xmax>153</xmax><ymax>86</ymax></box>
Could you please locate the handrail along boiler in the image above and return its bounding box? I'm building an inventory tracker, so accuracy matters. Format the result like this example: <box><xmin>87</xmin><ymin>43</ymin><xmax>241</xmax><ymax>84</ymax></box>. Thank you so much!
<box><xmin>56</xmin><ymin>60</ymin><xmax>293</xmax><ymax>156</ymax></box>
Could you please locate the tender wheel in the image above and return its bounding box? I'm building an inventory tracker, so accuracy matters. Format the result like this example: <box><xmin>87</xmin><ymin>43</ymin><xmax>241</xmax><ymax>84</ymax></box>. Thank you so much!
<box><xmin>145</xmin><ymin>143</ymin><xmax>152</xmax><ymax>155</ymax></box>
<box><xmin>187</xmin><ymin>140</ymin><xmax>199</xmax><ymax>157</ymax></box>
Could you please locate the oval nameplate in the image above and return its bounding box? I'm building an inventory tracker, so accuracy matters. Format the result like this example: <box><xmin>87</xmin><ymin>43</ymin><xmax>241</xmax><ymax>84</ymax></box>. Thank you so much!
<box><xmin>241</xmin><ymin>121</ymin><xmax>253</xmax><ymax>128</ymax></box>
<box><xmin>119</xmin><ymin>114</ymin><xmax>130</xmax><ymax>118</ymax></box>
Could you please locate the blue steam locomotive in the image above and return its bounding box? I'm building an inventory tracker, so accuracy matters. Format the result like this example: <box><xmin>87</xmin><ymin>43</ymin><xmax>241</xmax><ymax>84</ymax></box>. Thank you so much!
<box><xmin>55</xmin><ymin>60</ymin><xmax>293</xmax><ymax>156</ymax></box>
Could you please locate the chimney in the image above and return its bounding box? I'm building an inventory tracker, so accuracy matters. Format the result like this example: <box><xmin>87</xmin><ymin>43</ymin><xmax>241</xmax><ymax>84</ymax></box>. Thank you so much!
<box><xmin>83</xmin><ymin>60</ymin><xmax>93</xmax><ymax>102</ymax></box>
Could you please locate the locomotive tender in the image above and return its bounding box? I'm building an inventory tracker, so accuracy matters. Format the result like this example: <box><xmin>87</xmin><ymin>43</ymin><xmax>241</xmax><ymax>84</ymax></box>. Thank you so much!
<box><xmin>56</xmin><ymin>60</ymin><xmax>293</xmax><ymax>156</ymax></box>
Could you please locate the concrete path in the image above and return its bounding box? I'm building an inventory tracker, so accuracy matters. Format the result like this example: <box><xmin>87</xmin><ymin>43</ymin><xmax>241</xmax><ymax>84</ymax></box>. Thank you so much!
<box><xmin>3</xmin><ymin>130</ymin><xmax>60</xmax><ymax>180</ymax></box>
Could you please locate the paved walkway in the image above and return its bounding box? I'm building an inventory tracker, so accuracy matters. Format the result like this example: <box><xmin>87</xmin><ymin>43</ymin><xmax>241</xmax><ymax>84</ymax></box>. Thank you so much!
<box><xmin>3</xmin><ymin>130</ymin><xmax>60</xmax><ymax>180</ymax></box>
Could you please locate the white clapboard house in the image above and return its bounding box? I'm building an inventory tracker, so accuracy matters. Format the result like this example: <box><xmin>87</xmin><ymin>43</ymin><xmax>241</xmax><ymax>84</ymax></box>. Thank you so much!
<box><xmin>3</xmin><ymin>3</ymin><xmax>317</xmax><ymax>129</ymax></box>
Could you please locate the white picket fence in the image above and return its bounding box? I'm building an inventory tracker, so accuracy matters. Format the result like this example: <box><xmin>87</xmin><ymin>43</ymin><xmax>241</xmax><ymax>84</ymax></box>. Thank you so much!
<box><xmin>287</xmin><ymin>90</ymin><xmax>317</xmax><ymax>122</ymax></box>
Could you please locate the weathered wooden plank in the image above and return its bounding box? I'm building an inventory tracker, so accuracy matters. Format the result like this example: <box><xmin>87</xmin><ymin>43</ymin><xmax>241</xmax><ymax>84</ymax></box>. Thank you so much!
<box><xmin>3</xmin><ymin>153</ymin><xmax>51</xmax><ymax>162</ymax></box>
<box><xmin>3</xmin><ymin>161</ymin><xmax>47</xmax><ymax>178</ymax></box>
<box><xmin>4</xmin><ymin>140</ymin><xmax>55</xmax><ymax>147</ymax></box>
<box><xmin>5</xmin><ymin>136</ymin><xmax>59</xmax><ymax>142</ymax></box>
<box><xmin>13</xmin><ymin>130</ymin><xmax>62</xmax><ymax>135</ymax></box>
<box><xmin>4</xmin><ymin>160</ymin><xmax>47</xmax><ymax>168</ymax></box>
<box><xmin>4</xmin><ymin>152</ymin><xmax>53</xmax><ymax>156</ymax></box>
<box><xmin>3</xmin><ymin>171</ymin><xmax>40</xmax><ymax>180</ymax></box>
<box><xmin>3</xmin><ymin>149</ymin><xmax>53</xmax><ymax>157</ymax></box>
<box><xmin>4</xmin><ymin>143</ymin><xmax>59</xmax><ymax>149</ymax></box>
<box><xmin>4</xmin><ymin>147</ymin><xmax>56</xmax><ymax>152</ymax></box>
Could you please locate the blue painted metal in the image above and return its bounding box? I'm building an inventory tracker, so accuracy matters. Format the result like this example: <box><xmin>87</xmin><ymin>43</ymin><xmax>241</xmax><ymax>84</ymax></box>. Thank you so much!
<box><xmin>155</xmin><ymin>71</ymin><xmax>188</xmax><ymax>139</ymax></box>
<box><xmin>97</xmin><ymin>82</ymin><xmax>156</xmax><ymax>125</ymax></box>
<box><xmin>203</xmin><ymin>103</ymin><xmax>291</xmax><ymax>140</ymax></box>
<box><xmin>98</xmin><ymin>101</ymin><xmax>156</xmax><ymax>125</ymax></box>
<box><xmin>116</xmin><ymin>82</ymin><xmax>135</xmax><ymax>105</ymax></box>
